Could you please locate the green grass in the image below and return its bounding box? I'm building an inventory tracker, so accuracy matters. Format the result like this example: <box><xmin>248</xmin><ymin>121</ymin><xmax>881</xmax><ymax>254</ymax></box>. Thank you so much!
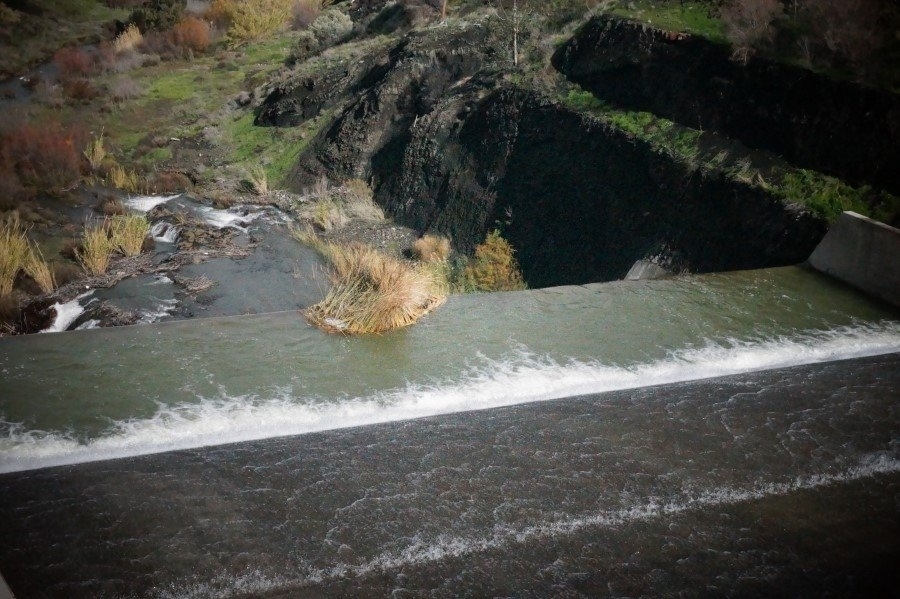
<box><xmin>607</xmin><ymin>1</ymin><xmax>726</xmax><ymax>42</ymax></box>
<box><xmin>561</xmin><ymin>85</ymin><xmax>897</xmax><ymax>223</ymax></box>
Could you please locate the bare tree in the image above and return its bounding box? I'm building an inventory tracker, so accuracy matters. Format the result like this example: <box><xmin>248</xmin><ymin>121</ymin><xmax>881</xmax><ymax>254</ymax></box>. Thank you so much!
<box><xmin>721</xmin><ymin>0</ymin><xmax>783</xmax><ymax>64</ymax></box>
<box><xmin>802</xmin><ymin>0</ymin><xmax>884</xmax><ymax>73</ymax></box>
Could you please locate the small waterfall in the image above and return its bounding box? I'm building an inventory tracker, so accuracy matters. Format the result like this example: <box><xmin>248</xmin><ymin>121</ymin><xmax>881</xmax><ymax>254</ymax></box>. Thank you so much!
<box><xmin>150</xmin><ymin>221</ymin><xmax>180</xmax><ymax>243</ymax></box>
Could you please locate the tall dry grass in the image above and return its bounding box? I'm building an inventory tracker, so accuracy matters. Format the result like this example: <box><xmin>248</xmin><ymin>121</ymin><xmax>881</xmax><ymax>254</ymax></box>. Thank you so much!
<box><xmin>302</xmin><ymin>241</ymin><xmax>447</xmax><ymax>335</ymax></box>
<box><xmin>111</xmin><ymin>214</ymin><xmax>149</xmax><ymax>256</ymax></box>
<box><xmin>23</xmin><ymin>242</ymin><xmax>56</xmax><ymax>293</ymax></box>
<box><xmin>114</xmin><ymin>24</ymin><xmax>144</xmax><ymax>54</ymax></box>
<box><xmin>412</xmin><ymin>234</ymin><xmax>451</xmax><ymax>263</ymax></box>
<box><xmin>301</xmin><ymin>178</ymin><xmax>385</xmax><ymax>231</ymax></box>
<box><xmin>77</xmin><ymin>219</ymin><xmax>116</xmax><ymax>275</ymax></box>
<box><xmin>0</xmin><ymin>213</ymin><xmax>29</xmax><ymax>296</ymax></box>
<box><xmin>107</xmin><ymin>164</ymin><xmax>143</xmax><ymax>192</ymax></box>
<box><xmin>460</xmin><ymin>230</ymin><xmax>527</xmax><ymax>292</ymax></box>
<box><xmin>83</xmin><ymin>131</ymin><xmax>107</xmax><ymax>172</ymax></box>
<box><xmin>0</xmin><ymin>213</ymin><xmax>56</xmax><ymax>295</ymax></box>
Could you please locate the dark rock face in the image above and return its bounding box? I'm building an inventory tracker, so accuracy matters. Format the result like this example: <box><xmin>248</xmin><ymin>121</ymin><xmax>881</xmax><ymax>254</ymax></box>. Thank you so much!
<box><xmin>552</xmin><ymin>15</ymin><xmax>900</xmax><ymax>195</ymax></box>
<box><xmin>261</xmin><ymin>16</ymin><xmax>828</xmax><ymax>287</ymax></box>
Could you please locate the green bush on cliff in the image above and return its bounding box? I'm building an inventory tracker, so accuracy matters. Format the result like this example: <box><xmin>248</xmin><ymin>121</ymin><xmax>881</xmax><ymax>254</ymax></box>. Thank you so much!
<box><xmin>458</xmin><ymin>230</ymin><xmax>527</xmax><ymax>293</ymax></box>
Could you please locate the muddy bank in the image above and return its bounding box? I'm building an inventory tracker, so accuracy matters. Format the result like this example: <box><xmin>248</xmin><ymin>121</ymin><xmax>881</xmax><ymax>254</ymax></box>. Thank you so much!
<box><xmin>552</xmin><ymin>15</ymin><xmax>900</xmax><ymax>198</ymax></box>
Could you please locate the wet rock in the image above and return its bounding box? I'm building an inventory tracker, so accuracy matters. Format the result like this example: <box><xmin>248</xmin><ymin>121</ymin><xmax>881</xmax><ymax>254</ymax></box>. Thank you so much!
<box><xmin>19</xmin><ymin>298</ymin><xmax>56</xmax><ymax>334</ymax></box>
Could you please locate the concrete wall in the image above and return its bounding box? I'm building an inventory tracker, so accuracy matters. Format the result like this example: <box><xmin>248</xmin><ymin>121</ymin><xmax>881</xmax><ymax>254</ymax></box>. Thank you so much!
<box><xmin>808</xmin><ymin>212</ymin><xmax>900</xmax><ymax>308</ymax></box>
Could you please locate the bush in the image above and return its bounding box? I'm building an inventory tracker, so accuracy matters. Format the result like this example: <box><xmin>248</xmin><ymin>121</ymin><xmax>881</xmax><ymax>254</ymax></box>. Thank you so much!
<box><xmin>309</xmin><ymin>7</ymin><xmax>353</xmax><ymax>47</ymax></box>
<box><xmin>460</xmin><ymin>230</ymin><xmax>526</xmax><ymax>292</ymax></box>
<box><xmin>292</xmin><ymin>0</ymin><xmax>322</xmax><ymax>29</ymax></box>
<box><xmin>0</xmin><ymin>123</ymin><xmax>86</xmax><ymax>193</ymax></box>
<box><xmin>113</xmin><ymin>24</ymin><xmax>144</xmax><ymax>54</ymax></box>
<box><xmin>209</xmin><ymin>0</ymin><xmax>294</xmax><ymax>43</ymax></box>
<box><xmin>303</xmin><ymin>241</ymin><xmax>447</xmax><ymax>334</ymax></box>
<box><xmin>172</xmin><ymin>15</ymin><xmax>211</xmax><ymax>52</ymax></box>
<box><xmin>721</xmin><ymin>0</ymin><xmax>783</xmax><ymax>64</ymax></box>
<box><xmin>130</xmin><ymin>0</ymin><xmax>186</xmax><ymax>32</ymax></box>
<box><xmin>412</xmin><ymin>234</ymin><xmax>451</xmax><ymax>263</ymax></box>
<box><xmin>62</xmin><ymin>78</ymin><xmax>99</xmax><ymax>101</ymax></box>
<box><xmin>801</xmin><ymin>0</ymin><xmax>884</xmax><ymax>73</ymax></box>
<box><xmin>53</xmin><ymin>47</ymin><xmax>94</xmax><ymax>79</ymax></box>
<box><xmin>109</xmin><ymin>76</ymin><xmax>143</xmax><ymax>102</ymax></box>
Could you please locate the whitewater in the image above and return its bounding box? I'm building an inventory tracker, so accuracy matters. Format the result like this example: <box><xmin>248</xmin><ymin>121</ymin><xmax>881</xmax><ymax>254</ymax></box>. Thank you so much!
<box><xmin>2</xmin><ymin>322</ymin><xmax>898</xmax><ymax>473</ymax></box>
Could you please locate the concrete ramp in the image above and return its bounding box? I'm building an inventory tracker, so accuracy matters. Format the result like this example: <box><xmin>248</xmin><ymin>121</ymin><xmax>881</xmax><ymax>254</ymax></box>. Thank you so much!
<box><xmin>809</xmin><ymin>212</ymin><xmax>899</xmax><ymax>308</ymax></box>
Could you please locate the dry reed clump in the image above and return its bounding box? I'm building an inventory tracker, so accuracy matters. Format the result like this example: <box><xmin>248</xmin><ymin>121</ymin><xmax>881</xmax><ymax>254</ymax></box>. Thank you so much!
<box><xmin>244</xmin><ymin>164</ymin><xmax>268</xmax><ymax>195</ymax></box>
<box><xmin>0</xmin><ymin>213</ymin><xmax>57</xmax><ymax>295</ymax></box>
<box><xmin>460</xmin><ymin>230</ymin><xmax>527</xmax><ymax>292</ymax></box>
<box><xmin>412</xmin><ymin>234</ymin><xmax>451</xmax><ymax>264</ymax></box>
<box><xmin>300</xmin><ymin>178</ymin><xmax>385</xmax><ymax>231</ymax></box>
<box><xmin>76</xmin><ymin>219</ymin><xmax>116</xmax><ymax>275</ymax></box>
<box><xmin>23</xmin><ymin>243</ymin><xmax>56</xmax><ymax>293</ymax></box>
<box><xmin>83</xmin><ymin>131</ymin><xmax>107</xmax><ymax>172</ymax></box>
<box><xmin>106</xmin><ymin>164</ymin><xmax>143</xmax><ymax>192</ymax></box>
<box><xmin>0</xmin><ymin>213</ymin><xmax>30</xmax><ymax>296</ymax></box>
<box><xmin>114</xmin><ymin>24</ymin><xmax>144</xmax><ymax>54</ymax></box>
<box><xmin>111</xmin><ymin>214</ymin><xmax>149</xmax><ymax>256</ymax></box>
<box><xmin>303</xmin><ymin>241</ymin><xmax>448</xmax><ymax>335</ymax></box>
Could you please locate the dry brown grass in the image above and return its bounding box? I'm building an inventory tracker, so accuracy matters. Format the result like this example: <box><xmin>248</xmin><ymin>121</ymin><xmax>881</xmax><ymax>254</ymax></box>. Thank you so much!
<box><xmin>77</xmin><ymin>219</ymin><xmax>116</xmax><ymax>275</ymax></box>
<box><xmin>0</xmin><ymin>213</ymin><xmax>29</xmax><ymax>296</ymax></box>
<box><xmin>23</xmin><ymin>242</ymin><xmax>56</xmax><ymax>293</ymax></box>
<box><xmin>106</xmin><ymin>164</ymin><xmax>143</xmax><ymax>192</ymax></box>
<box><xmin>412</xmin><ymin>234</ymin><xmax>451</xmax><ymax>263</ymax></box>
<box><xmin>111</xmin><ymin>214</ymin><xmax>149</xmax><ymax>257</ymax></box>
<box><xmin>83</xmin><ymin>131</ymin><xmax>107</xmax><ymax>172</ymax></box>
<box><xmin>302</xmin><ymin>240</ymin><xmax>447</xmax><ymax>335</ymax></box>
<box><xmin>114</xmin><ymin>24</ymin><xmax>144</xmax><ymax>54</ymax></box>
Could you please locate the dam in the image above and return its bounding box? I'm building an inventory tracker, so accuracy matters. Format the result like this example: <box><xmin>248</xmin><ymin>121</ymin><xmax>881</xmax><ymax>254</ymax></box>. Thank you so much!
<box><xmin>0</xmin><ymin>261</ymin><xmax>898</xmax><ymax>596</ymax></box>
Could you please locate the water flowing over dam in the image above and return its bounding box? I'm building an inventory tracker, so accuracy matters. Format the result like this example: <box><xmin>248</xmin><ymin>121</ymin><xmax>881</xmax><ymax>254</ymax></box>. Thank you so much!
<box><xmin>1</xmin><ymin>266</ymin><xmax>898</xmax><ymax>596</ymax></box>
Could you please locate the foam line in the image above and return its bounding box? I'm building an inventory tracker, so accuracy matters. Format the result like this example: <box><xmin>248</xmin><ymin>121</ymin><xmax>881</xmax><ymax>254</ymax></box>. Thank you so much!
<box><xmin>154</xmin><ymin>453</ymin><xmax>900</xmax><ymax>598</ymax></box>
<box><xmin>1</xmin><ymin>323</ymin><xmax>898</xmax><ymax>473</ymax></box>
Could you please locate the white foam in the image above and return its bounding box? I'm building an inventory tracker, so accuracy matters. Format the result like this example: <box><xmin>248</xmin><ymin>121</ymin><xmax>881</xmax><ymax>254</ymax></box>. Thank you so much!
<box><xmin>150</xmin><ymin>221</ymin><xmax>180</xmax><ymax>243</ymax></box>
<box><xmin>1</xmin><ymin>323</ymin><xmax>898</xmax><ymax>473</ymax></box>
<box><xmin>197</xmin><ymin>205</ymin><xmax>262</xmax><ymax>230</ymax></box>
<box><xmin>123</xmin><ymin>194</ymin><xmax>181</xmax><ymax>213</ymax></box>
<box><xmin>138</xmin><ymin>298</ymin><xmax>178</xmax><ymax>323</ymax></box>
<box><xmin>39</xmin><ymin>291</ymin><xmax>94</xmax><ymax>334</ymax></box>
<box><xmin>154</xmin><ymin>453</ymin><xmax>900</xmax><ymax>597</ymax></box>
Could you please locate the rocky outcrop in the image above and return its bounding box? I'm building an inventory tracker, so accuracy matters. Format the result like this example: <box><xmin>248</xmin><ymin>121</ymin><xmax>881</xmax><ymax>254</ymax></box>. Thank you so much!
<box><xmin>260</xmin><ymin>14</ymin><xmax>829</xmax><ymax>287</ymax></box>
<box><xmin>552</xmin><ymin>15</ymin><xmax>900</xmax><ymax>196</ymax></box>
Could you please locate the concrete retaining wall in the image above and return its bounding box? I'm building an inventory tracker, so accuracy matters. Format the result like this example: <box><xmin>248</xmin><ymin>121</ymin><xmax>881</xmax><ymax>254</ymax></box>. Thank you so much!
<box><xmin>808</xmin><ymin>212</ymin><xmax>900</xmax><ymax>308</ymax></box>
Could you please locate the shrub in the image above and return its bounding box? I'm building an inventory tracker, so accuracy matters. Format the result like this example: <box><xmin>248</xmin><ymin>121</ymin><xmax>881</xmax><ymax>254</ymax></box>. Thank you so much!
<box><xmin>53</xmin><ymin>47</ymin><xmax>94</xmax><ymax>79</ymax></box>
<box><xmin>97</xmin><ymin>195</ymin><xmax>126</xmax><ymax>216</ymax></box>
<box><xmin>83</xmin><ymin>131</ymin><xmax>107</xmax><ymax>172</ymax></box>
<box><xmin>801</xmin><ymin>0</ymin><xmax>884</xmax><ymax>73</ymax></box>
<box><xmin>0</xmin><ymin>123</ymin><xmax>86</xmax><ymax>193</ymax></box>
<box><xmin>130</xmin><ymin>0</ymin><xmax>186</xmax><ymax>32</ymax></box>
<box><xmin>211</xmin><ymin>0</ymin><xmax>294</xmax><ymax>43</ymax></box>
<box><xmin>412</xmin><ymin>234</ymin><xmax>451</xmax><ymax>263</ymax></box>
<box><xmin>77</xmin><ymin>219</ymin><xmax>116</xmax><ymax>275</ymax></box>
<box><xmin>0</xmin><ymin>213</ymin><xmax>29</xmax><ymax>296</ymax></box>
<box><xmin>309</xmin><ymin>7</ymin><xmax>353</xmax><ymax>48</ymax></box>
<box><xmin>62</xmin><ymin>78</ymin><xmax>99</xmax><ymax>101</ymax></box>
<box><xmin>303</xmin><ymin>241</ymin><xmax>447</xmax><ymax>334</ymax></box>
<box><xmin>292</xmin><ymin>0</ymin><xmax>321</xmax><ymax>29</ymax></box>
<box><xmin>171</xmin><ymin>15</ymin><xmax>211</xmax><ymax>52</ymax></box>
<box><xmin>109</xmin><ymin>76</ymin><xmax>143</xmax><ymax>102</ymax></box>
<box><xmin>721</xmin><ymin>0</ymin><xmax>783</xmax><ymax>64</ymax></box>
<box><xmin>460</xmin><ymin>230</ymin><xmax>526</xmax><ymax>292</ymax></box>
<box><xmin>111</xmin><ymin>214</ymin><xmax>149</xmax><ymax>256</ymax></box>
<box><xmin>113</xmin><ymin>24</ymin><xmax>144</xmax><ymax>54</ymax></box>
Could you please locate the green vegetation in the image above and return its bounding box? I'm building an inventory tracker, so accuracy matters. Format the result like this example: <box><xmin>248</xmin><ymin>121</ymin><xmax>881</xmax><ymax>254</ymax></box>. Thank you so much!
<box><xmin>458</xmin><ymin>230</ymin><xmax>527</xmax><ymax>293</ymax></box>
<box><xmin>608</xmin><ymin>1</ymin><xmax>726</xmax><ymax>41</ymax></box>
<box><xmin>0</xmin><ymin>214</ymin><xmax>31</xmax><ymax>296</ymax></box>
<box><xmin>76</xmin><ymin>219</ymin><xmax>116</xmax><ymax>276</ymax></box>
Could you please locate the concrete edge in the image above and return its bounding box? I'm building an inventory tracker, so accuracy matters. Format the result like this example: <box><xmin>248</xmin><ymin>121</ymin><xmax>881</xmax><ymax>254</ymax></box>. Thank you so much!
<box><xmin>0</xmin><ymin>570</ymin><xmax>14</xmax><ymax>599</ymax></box>
<box><xmin>808</xmin><ymin>211</ymin><xmax>900</xmax><ymax>309</ymax></box>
